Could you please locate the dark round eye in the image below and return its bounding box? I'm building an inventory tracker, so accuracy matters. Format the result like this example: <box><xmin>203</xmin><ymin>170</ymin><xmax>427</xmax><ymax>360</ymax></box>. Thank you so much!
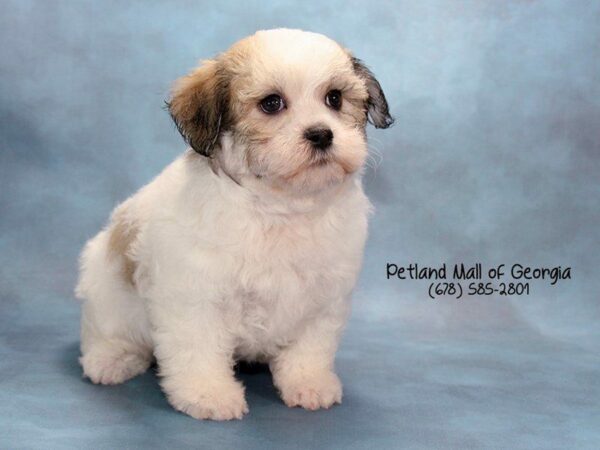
<box><xmin>260</xmin><ymin>94</ymin><xmax>285</xmax><ymax>114</ymax></box>
<box><xmin>325</xmin><ymin>89</ymin><xmax>342</xmax><ymax>110</ymax></box>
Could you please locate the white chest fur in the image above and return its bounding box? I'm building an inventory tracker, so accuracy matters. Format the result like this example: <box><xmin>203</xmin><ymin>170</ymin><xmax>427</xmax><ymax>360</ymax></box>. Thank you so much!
<box><xmin>225</xmin><ymin>204</ymin><xmax>368</xmax><ymax>358</ymax></box>
<box><xmin>134</xmin><ymin>158</ymin><xmax>370</xmax><ymax>359</ymax></box>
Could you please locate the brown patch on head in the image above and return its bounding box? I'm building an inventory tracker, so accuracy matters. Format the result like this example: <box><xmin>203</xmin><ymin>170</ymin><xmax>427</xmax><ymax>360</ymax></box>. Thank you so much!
<box><xmin>107</xmin><ymin>204</ymin><xmax>139</xmax><ymax>286</ymax></box>
<box><xmin>166</xmin><ymin>35</ymin><xmax>265</xmax><ymax>158</ymax></box>
<box><xmin>167</xmin><ymin>59</ymin><xmax>230</xmax><ymax>157</ymax></box>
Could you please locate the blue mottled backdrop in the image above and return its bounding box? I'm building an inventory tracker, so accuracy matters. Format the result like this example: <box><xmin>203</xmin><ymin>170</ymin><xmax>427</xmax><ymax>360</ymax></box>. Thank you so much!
<box><xmin>1</xmin><ymin>1</ymin><xmax>599</xmax><ymax>448</ymax></box>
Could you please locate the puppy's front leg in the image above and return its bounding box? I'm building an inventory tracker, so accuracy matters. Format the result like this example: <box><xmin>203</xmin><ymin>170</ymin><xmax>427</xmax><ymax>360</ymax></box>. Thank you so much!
<box><xmin>271</xmin><ymin>306</ymin><xmax>347</xmax><ymax>410</ymax></box>
<box><xmin>148</xmin><ymin>292</ymin><xmax>248</xmax><ymax>421</ymax></box>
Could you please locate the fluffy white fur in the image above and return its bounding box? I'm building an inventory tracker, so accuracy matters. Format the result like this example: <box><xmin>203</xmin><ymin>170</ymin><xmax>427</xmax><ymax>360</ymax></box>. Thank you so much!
<box><xmin>76</xmin><ymin>29</ymin><xmax>391</xmax><ymax>420</ymax></box>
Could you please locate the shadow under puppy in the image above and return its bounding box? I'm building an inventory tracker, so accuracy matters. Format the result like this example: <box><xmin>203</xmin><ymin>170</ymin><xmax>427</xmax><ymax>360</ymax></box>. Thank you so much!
<box><xmin>76</xmin><ymin>28</ymin><xmax>393</xmax><ymax>420</ymax></box>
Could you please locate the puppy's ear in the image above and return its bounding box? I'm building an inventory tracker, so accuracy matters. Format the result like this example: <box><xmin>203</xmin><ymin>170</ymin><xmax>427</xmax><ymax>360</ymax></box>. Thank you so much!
<box><xmin>351</xmin><ymin>57</ymin><xmax>394</xmax><ymax>129</ymax></box>
<box><xmin>167</xmin><ymin>60</ymin><xmax>229</xmax><ymax>156</ymax></box>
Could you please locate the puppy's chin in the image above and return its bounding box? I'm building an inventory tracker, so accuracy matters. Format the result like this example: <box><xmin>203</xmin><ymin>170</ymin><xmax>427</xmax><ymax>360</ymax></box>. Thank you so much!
<box><xmin>265</xmin><ymin>146</ymin><xmax>365</xmax><ymax>195</ymax></box>
<box><xmin>246</xmin><ymin>135</ymin><xmax>366</xmax><ymax>194</ymax></box>
<box><xmin>278</xmin><ymin>159</ymin><xmax>348</xmax><ymax>193</ymax></box>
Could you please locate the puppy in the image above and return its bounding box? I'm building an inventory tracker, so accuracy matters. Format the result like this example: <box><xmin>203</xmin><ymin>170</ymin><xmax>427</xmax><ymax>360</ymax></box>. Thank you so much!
<box><xmin>76</xmin><ymin>28</ymin><xmax>393</xmax><ymax>420</ymax></box>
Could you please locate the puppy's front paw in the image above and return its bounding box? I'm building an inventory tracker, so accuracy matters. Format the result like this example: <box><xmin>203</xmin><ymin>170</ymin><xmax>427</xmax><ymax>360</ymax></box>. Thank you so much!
<box><xmin>163</xmin><ymin>376</ymin><xmax>249</xmax><ymax>421</ymax></box>
<box><xmin>277</xmin><ymin>370</ymin><xmax>342</xmax><ymax>410</ymax></box>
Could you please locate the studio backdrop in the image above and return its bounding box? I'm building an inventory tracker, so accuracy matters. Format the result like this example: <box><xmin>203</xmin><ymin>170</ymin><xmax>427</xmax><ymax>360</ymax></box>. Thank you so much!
<box><xmin>1</xmin><ymin>1</ymin><xmax>599</xmax><ymax>449</ymax></box>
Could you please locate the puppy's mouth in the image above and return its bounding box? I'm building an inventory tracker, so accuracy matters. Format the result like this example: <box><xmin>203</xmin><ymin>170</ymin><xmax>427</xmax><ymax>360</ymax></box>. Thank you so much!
<box><xmin>277</xmin><ymin>151</ymin><xmax>343</xmax><ymax>185</ymax></box>
<box><xmin>310</xmin><ymin>149</ymin><xmax>357</xmax><ymax>175</ymax></box>
<box><xmin>309</xmin><ymin>150</ymin><xmax>333</xmax><ymax>167</ymax></box>
<box><xmin>245</xmin><ymin>143</ymin><xmax>359</xmax><ymax>190</ymax></box>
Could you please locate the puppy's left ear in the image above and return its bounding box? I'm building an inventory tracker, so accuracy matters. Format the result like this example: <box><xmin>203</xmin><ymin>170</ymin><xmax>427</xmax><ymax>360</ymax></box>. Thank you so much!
<box><xmin>167</xmin><ymin>59</ymin><xmax>229</xmax><ymax>157</ymax></box>
<box><xmin>351</xmin><ymin>57</ymin><xmax>394</xmax><ymax>129</ymax></box>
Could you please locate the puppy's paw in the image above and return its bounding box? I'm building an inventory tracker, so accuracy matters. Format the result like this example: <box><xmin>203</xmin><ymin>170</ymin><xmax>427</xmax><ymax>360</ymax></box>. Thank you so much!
<box><xmin>277</xmin><ymin>370</ymin><xmax>342</xmax><ymax>410</ymax></box>
<box><xmin>80</xmin><ymin>350</ymin><xmax>151</xmax><ymax>385</ymax></box>
<box><xmin>164</xmin><ymin>376</ymin><xmax>249</xmax><ymax>421</ymax></box>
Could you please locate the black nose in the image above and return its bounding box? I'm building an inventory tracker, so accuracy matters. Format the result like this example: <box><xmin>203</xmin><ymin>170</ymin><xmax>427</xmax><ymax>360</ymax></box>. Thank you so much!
<box><xmin>304</xmin><ymin>127</ymin><xmax>333</xmax><ymax>150</ymax></box>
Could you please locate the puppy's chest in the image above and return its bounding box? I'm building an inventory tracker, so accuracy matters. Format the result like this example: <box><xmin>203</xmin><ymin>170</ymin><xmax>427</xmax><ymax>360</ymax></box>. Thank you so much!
<box><xmin>224</xmin><ymin>215</ymin><xmax>361</xmax><ymax>342</ymax></box>
<box><xmin>236</xmin><ymin>218</ymin><xmax>343</xmax><ymax>297</ymax></box>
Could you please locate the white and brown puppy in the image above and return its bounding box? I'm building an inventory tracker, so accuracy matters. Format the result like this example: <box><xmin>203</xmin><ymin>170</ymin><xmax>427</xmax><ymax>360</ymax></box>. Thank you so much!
<box><xmin>76</xmin><ymin>28</ymin><xmax>392</xmax><ymax>420</ymax></box>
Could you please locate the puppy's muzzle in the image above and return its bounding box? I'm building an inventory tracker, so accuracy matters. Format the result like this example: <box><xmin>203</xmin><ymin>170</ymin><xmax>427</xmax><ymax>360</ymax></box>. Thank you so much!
<box><xmin>304</xmin><ymin>127</ymin><xmax>333</xmax><ymax>151</ymax></box>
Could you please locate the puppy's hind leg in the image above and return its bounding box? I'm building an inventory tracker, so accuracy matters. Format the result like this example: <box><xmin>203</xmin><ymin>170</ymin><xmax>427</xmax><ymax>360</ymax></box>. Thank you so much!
<box><xmin>79</xmin><ymin>331</ymin><xmax>152</xmax><ymax>385</ymax></box>
<box><xmin>76</xmin><ymin>230</ymin><xmax>153</xmax><ymax>385</ymax></box>
<box><xmin>79</xmin><ymin>299</ymin><xmax>153</xmax><ymax>385</ymax></box>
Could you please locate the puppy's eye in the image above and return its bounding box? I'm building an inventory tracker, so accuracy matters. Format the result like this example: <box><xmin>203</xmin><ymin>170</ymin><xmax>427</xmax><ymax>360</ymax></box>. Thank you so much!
<box><xmin>325</xmin><ymin>90</ymin><xmax>342</xmax><ymax>110</ymax></box>
<box><xmin>260</xmin><ymin>94</ymin><xmax>285</xmax><ymax>114</ymax></box>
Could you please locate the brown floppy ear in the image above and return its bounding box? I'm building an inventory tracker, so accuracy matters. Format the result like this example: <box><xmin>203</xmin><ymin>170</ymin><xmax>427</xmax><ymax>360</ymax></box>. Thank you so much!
<box><xmin>351</xmin><ymin>57</ymin><xmax>394</xmax><ymax>129</ymax></box>
<box><xmin>166</xmin><ymin>59</ymin><xmax>229</xmax><ymax>157</ymax></box>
